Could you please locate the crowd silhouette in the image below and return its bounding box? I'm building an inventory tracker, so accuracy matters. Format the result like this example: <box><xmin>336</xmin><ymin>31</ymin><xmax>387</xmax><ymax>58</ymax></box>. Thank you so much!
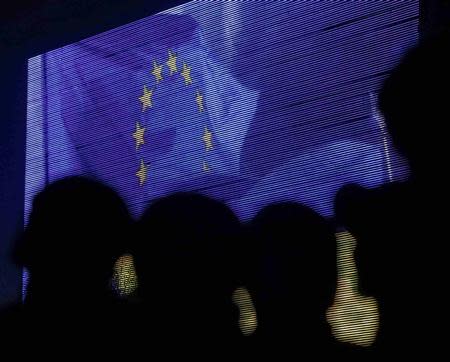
<box><xmin>1</xmin><ymin>31</ymin><xmax>447</xmax><ymax>359</ymax></box>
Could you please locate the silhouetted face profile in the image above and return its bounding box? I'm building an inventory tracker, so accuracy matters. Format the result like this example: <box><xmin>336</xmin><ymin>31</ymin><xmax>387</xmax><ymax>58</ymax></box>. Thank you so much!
<box><xmin>379</xmin><ymin>32</ymin><xmax>450</xmax><ymax>179</ymax></box>
<box><xmin>339</xmin><ymin>34</ymin><xmax>450</xmax><ymax>356</ymax></box>
<box><xmin>16</xmin><ymin>176</ymin><xmax>131</xmax><ymax>302</ymax></box>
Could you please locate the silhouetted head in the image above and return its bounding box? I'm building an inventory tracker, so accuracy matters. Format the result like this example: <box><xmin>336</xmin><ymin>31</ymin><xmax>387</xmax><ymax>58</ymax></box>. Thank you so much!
<box><xmin>379</xmin><ymin>32</ymin><xmax>450</xmax><ymax>179</ymax></box>
<box><xmin>250</xmin><ymin>202</ymin><xmax>337</xmax><ymax>314</ymax></box>
<box><xmin>134</xmin><ymin>192</ymin><xmax>240</xmax><ymax>297</ymax></box>
<box><xmin>133</xmin><ymin>193</ymin><xmax>241</xmax><ymax>340</ymax></box>
<box><xmin>16</xmin><ymin>176</ymin><xmax>131</xmax><ymax>301</ymax></box>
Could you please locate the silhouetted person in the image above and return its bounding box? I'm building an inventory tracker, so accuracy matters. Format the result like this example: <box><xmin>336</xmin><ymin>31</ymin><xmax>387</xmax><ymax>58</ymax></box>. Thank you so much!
<box><xmin>12</xmin><ymin>176</ymin><xmax>132</xmax><ymax>353</ymax></box>
<box><xmin>132</xmin><ymin>192</ymin><xmax>242</xmax><ymax>356</ymax></box>
<box><xmin>246</xmin><ymin>202</ymin><xmax>342</xmax><ymax>357</ymax></box>
<box><xmin>379</xmin><ymin>32</ymin><xmax>450</xmax><ymax>184</ymax></box>
<box><xmin>335</xmin><ymin>33</ymin><xmax>450</xmax><ymax>357</ymax></box>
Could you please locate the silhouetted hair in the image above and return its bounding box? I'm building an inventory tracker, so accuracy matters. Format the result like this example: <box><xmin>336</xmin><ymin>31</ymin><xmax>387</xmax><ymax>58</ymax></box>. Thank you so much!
<box><xmin>15</xmin><ymin>176</ymin><xmax>131</xmax><ymax>282</ymax></box>
<box><xmin>134</xmin><ymin>192</ymin><xmax>240</xmax><ymax>289</ymax></box>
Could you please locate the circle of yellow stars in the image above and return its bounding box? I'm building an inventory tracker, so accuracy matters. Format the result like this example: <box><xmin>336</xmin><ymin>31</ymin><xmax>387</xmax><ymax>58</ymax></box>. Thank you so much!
<box><xmin>135</xmin><ymin>49</ymin><xmax>213</xmax><ymax>186</ymax></box>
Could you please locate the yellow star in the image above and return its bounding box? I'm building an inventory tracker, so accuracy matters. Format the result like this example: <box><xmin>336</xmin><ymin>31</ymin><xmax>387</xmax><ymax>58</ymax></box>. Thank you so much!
<box><xmin>202</xmin><ymin>126</ymin><xmax>213</xmax><ymax>152</ymax></box>
<box><xmin>136</xmin><ymin>159</ymin><xmax>148</xmax><ymax>186</ymax></box>
<box><xmin>196</xmin><ymin>90</ymin><xmax>205</xmax><ymax>113</ymax></box>
<box><xmin>166</xmin><ymin>50</ymin><xmax>178</xmax><ymax>75</ymax></box>
<box><xmin>181</xmin><ymin>62</ymin><xmax>193</xmax><ymax>85</ymax></box>
<box><xmin>151</xmin><ymin>60</ymin><xmax>164</xmax><ymax>84</ymax></box>
<box><xmin>203</xmin><ymin>160</ymin><xmax>210</xmax><ymax>172</ymax></box>
<box><xmin>133</xmin><ymin>122</ymin><xmax>146</xmax><ymax>150</ymax></box>
<box><xmin>139</xmin><ymin>85</ymin><xmax>153</xmax><ymax>111</ymax></box>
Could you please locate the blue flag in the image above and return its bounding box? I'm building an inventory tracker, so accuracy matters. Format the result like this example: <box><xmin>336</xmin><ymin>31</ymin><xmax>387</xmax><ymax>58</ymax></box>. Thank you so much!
<box><xmin>32</xmin><ymin>2</ymin><xmax>417</xmax><ymax>218</ymax></box>
<box><xmin>46</xmin><ymin>13</ymin><xmax>258</xmax><ymax>215</ymax></box>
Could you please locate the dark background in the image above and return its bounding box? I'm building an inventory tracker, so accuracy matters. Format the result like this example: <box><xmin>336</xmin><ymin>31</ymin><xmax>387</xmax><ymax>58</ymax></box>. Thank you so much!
<box><xmin>0</xmin><ymin>0</ymin><xmax>448</xmax><ymax>307</ymax></box>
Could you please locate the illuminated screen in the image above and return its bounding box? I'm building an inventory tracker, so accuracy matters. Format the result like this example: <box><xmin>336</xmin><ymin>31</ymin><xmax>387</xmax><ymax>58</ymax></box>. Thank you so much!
<box><xmin>25</xmin><ymin>0</ymin><xmax>418</xmax><ymax>345</ymax></box>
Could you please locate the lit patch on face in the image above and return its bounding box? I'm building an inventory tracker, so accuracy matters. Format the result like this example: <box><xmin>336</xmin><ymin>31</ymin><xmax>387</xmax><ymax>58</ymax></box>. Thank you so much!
<box><xmin>233</xmin><ymin>286</ymin><xmax>258</xmax><ymax>336</ymax></box>
<box><xmin>112</xmin><ymin>254</ymin><xmax>138</xmax><ymax>297</ymax></box>
<box><xmin>326</xmin><ymin>231</ymin><xmax>379</xmax><ymax>347</ymax></box>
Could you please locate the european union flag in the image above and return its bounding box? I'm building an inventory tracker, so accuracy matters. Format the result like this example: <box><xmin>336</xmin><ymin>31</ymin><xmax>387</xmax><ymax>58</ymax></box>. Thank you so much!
<box><xmin>33</xmin><ymin>2</ymin><xmax>417</xmax><ymax>219</ymax></box>
<box><xmin>46</xmin><ymin>13</ymin><xmax>258</xmax><ymax>215</ymax></box>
